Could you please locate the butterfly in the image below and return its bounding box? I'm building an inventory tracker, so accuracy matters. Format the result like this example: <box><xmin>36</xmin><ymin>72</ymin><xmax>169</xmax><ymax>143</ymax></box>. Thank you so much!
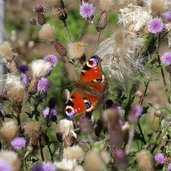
<box><xmin>65</xmin><ymin>55</ymin><xmax>107</xmax><ymax>119</ymax></box>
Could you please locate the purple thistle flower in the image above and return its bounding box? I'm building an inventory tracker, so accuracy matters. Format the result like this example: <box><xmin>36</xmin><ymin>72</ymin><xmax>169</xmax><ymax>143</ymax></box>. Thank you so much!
<box><xmin>128</xmin><ymin>104</ymin><xmax>143</xmax><ymax>123</ymax></box>
<box><xmin>10</xmin><ymin>137</ymin><xmax>26</xmax><ymax>150</ymax></box>
<box><xmin>44</xmin><ymin>54</ymin><xmax>58</xmax><ymax>67</ymax></box>
<box><xmin>80</xmin><ymin>2</ymin><xmax>95</xmax><ymax>19</ymax></box>
<box><xmin>20</xmin><ymin>73</ymin><xmax>28</xmax><ymax>87</ymax></box>
<box><xmin>168</xmin><ymin>163</ymin><xmax>171</xmax><ymax>171</ymax></box>
<box><xmin>163</xmin><ymin>11</ymin><xmax>171</xmax><ymax>21</ymax></box>
<box><xmin>18</xmin><ymin>64</ymin><xmax>29</xmax><ymax>73</ymax></box>
<box><xmin>148</xmin><ymin>18</ymin><xmax>164</xmax><ymax>34</ymax></box>
<box><xmin>0</xmin><ymin>159</ymin><xmax>12</xmax><ymax>171</ymax></box>
<box><xmin>154</xmin><ymin>153</ymin><xmax>167</xmax><ymax>164</ymax></box>
<box><xmin>37</xmin><ymin>78</ymin><xmax>50</xmax><ymax>93</ymax></box>
<box><xmin>161</xmin><ymin>51</ymin><xmax>171</xmax><ymax>66</ymax></box>
<box><xmin>42</xmin><ymin>107</ymin><xmax>57</xmax><ymax>120</ymax></box>
<box><xmin>32</xmin><ymin>162</ymin><xmax>56</xmax><ymax>171</ymax></box>
<box><xmin>33</xmin><ymin>3</ymin><xmax>46</xmax><ymax>14</ymax></box>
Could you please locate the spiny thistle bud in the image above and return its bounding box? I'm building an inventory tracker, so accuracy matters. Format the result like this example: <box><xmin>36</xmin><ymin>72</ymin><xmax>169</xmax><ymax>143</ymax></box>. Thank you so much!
<box><xmin>152</xmin><ymin>111</ymin><xmax>162</xmax><ymax>132</ymax></box>
<box><xmin>0</xmin><ymin>120</ymin><xmax>19</xmax><ymax>142</ymax></box>
<box><xmin>50</xmin><ymin>39</ymin><xmax>67</xmax><ymax>57</ymax></box>
<box><xmin>63</xmin><ymin>145</ymin><xmax>85</xmax><ymax>161</ymax></box>
<box><xmin>23</xmin><ymin>121</ymin><xmax>43</xmax><ymax>146</ymax></box>
<box><xmin>122</xmin><ymin>121</ymin><xmax>130</xmax><ymax>143</ymax></box>
<box><xmin>39</xmin><ymin>24</ymin><xmax>54</xmax><ymax>41</ymax></box>
<box><xmin>67</xmin><ymin>41</ymin><xmax>86</xmax><ymax>59</ymax></box>
<box><xmin>33</xmin><ymin>3</ymin><xmax>46</xmax><ymax>25</ymax></box>
<box><xmin>52</xmin><ymin>3</ymin><xmax>67</xmax><ymax>21</ymax></box>
<box><xmin>136</xmin><ymin>150</ymin><xmax>155</xmax><ymax>171</ymax></box>
<box><xmin>0</xmin><ymin>41</ymin><xmax>13</xmax><ymax>61</ymax></box>
<box><xmin>29</xmin><ymin>17</ymin><xmax>37</xmax><ymax>25</ymax></box>
<box><xmin>96</xmin><ymin>11</ymin><xmax>108</xmax><ymax>32</ymax></box>
<box><xmin>111</xmin><ymin>146</ymin><xmax>128</xmax><ymax>170</ymax></box>
<box><xmin>0</xmin><ymin>150</ymin><xmax>21</xmax><ymax>171</ymax></box>
<box><xmin>132</xmin><ymin>90</ymin><xmax>143</xmax><ymax>106</ymax></box>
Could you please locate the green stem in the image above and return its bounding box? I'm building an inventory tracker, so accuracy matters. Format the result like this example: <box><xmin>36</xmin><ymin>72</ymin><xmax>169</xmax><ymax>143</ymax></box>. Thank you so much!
<box><xmin>78</xmin><ymin>20</ymin><xmax>88</xmax><ymax>41</ymax></box>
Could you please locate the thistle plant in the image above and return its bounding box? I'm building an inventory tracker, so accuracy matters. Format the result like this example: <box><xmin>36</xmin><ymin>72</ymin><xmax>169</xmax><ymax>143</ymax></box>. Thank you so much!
<box><xmin>0</xmin><ymin>0</ymin><xmax>171</xmax><ymax>170</ymax></box>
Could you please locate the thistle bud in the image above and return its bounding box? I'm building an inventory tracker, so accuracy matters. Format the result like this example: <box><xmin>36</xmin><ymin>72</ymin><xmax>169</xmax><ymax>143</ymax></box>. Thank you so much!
<box><xmin>136</xmin><ymin>150</ymin><xmax>155</xmax><ymax>171</ymax></box>
<box><xmin>96</xmin><ymin>11</ymin><xmax>108</xmax><ymax>32</ymax></box>
<box><xmin>27</xmin><ymin>78</ymin><xmax>38</xmax><ymax>95</ymax></box>
<box><xmin>52</xmin><ymin>0</ymin><xmax>67</xmax><ymax>21</ymax></box>
<box><xmin>152</xmin><ymin>111</ymin><xmax>162</xmax><ymax>132</ymax></box>
<box><xmin>0</xmin><ymin>120</ymin><xmax>19</xmax><ymax>142</ymax></box>
<box><xmin>50</xmin><ymin>39</ymin><xmax>67</xmax><ymax>57</ymax></box>
<box><xmin>33</xmin><ymin>3</ymin><xmax>46</xmax><ymax>25</ymax></box>
<box><xmin>29</xmin><ymin>17</ymin><xmax>37</xmax><ymax>25</ymax></box>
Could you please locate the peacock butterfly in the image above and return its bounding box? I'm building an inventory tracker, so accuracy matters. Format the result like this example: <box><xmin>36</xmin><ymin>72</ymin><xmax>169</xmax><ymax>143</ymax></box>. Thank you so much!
<box><xmin>65</xmin><ymin>55</ymin><xmax>107</xmax><ymax>119</ymax></box>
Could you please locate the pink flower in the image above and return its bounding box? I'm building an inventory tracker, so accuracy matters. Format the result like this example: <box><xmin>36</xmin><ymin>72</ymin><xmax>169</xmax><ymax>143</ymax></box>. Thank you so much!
<box><xmin>37</xmin><ymin>78</ymin><xmax>50</xmax><ymax>93</ymax></box>
<box><xmin>161</xmin><ymin>51</ymin><xmax>171</xmax><ymax>66</ymax></box>
<box><xmin>163</xmin><ymin>11</ymin><xmax>171</xmax><ymax>21</ymax></box>
<box><xmin>80</xmin><ymin>2</ymin><xmax>95</xmax><ymax>19</ymax></box>
<box><xmin>44</xmin><ymin>54</ymin><xmax>58</xmax><ymax>67</ymax></box>
<box><xmin>148</xmin><ymin>18</ymin><xmax>164</xmax><ymax>34</ymax></box>
<box><xmin>154</xmin><ymin>153</ymin><xmax>167</xmax><ymax>164</ymax></box>
<box><xmin>11</xmin><ymin>137</ymin><xmax>26</xmax><ymax>150</ymax></box>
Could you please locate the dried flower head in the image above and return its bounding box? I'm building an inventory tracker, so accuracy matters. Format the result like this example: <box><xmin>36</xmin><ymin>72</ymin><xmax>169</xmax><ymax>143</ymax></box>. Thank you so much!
<box><xmin>96</xmin><ymin>28</ymin><xmax>145</xmax><ymax>85</ymax></box>
<box><xmin>23</xmin><ymin>121</ymin><xmax>43</xmax><ymax>145</ymax></box>
<box><xmin>44</xmin><ymin>54</ymin><xmax>58</xmax><ymax>66</ymax></box>
<box><xmin>0</xmin><ymin>158</ymin><xmax>12</xmax><ymax>171</ymax></box>
<box><xmin>63</xmin><ymin>145</ymin><xmax>85</xmax><ymax>161</ymax></box>
<box><xmin>99</xmin><ymin>0</ymin><xmax>114</xmax><ymax>12</ymax></box>
<box><xmin>67</xmin><ymin>42</ymin><xmax>86</xmax><ymax>59</ymax></box>
<box><xmin>154</xmin><ymin>153</ymin><xmax>167</xmax><ymax>164</ymax></box>
<box><xmin>80</xmin><ymin>2</ymin><xmax>95</xmax><ymax>20</ymax></box>
<box><xmin>5</xmin><ymin>74</ymin><xmax>25</xmax><ymax>105</ymax></box>
<box><xmin>119</xmin><ymin>4</ymin><xmax>152</xmax><ymax>32</ymax></box>
<box><xmin>57</xmin><ymin>119</ymin><xmax>74</xmax><ymax>135</ymax></box>
<box><xmin>0</xmin><ymin>41</ymin><xmax>13</xmax><ymax>61</ymax></box>
<box><xmin>100</xmin><ymin>150</ymin><xmax>111</xmax><ymax>165</ymax></box>
<box><xmin>54</xmin><ymin>159</ymin><xmax>78</xmax><ymax>171</ymax></box>
<box><xmin>136</xmin><ymin>150</ymin><xmax>155</xmax><ymax>171</ymax></box>
<box><xmin>10</xmin><ymin>137</ymin><xmax>26</xmax><ymax>150</ymax></box>
<box><xmin>84</xmin><ymin>151</ymin><xmax>106</xmax><ymax>171</ymax></box>
<box><xmin>0</xmin><ymin>120</ymin><xmax>19</xmax><ymax>142</ymax></box>
<box><xmin>38</xmin><ymin>24</ymin><xmax>54</xmax><ymax>41</ymax></box>
<box><xmin>148</xmin><ymin>18</ymin><xmax>164</xmax><ymax>34</ymax></box>
<box><xmin>0</xmin><ymin>150</ymin><xmax>21</xmax><ymax>171</ymax></box>
<box><xmin>30</xmin><ymin>59</ymin><xmax>51</xmax><ymax>78</ymax></box>
<box><xmin>165</xmin><ymin>23</ymin><xmax>171</xmax><ymax>48</ymax></box>
<box><xmin>144</xmin><ymin>0</ymin><xmax>169</xmax><ymax>17</ymax></box>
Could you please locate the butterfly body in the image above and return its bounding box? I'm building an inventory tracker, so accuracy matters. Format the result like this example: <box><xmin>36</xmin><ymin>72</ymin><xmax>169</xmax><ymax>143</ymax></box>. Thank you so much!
<box><xmin>65</xmin><ymin>55</ymin><xmax>107</xmax><ymax>119</ymax></box>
